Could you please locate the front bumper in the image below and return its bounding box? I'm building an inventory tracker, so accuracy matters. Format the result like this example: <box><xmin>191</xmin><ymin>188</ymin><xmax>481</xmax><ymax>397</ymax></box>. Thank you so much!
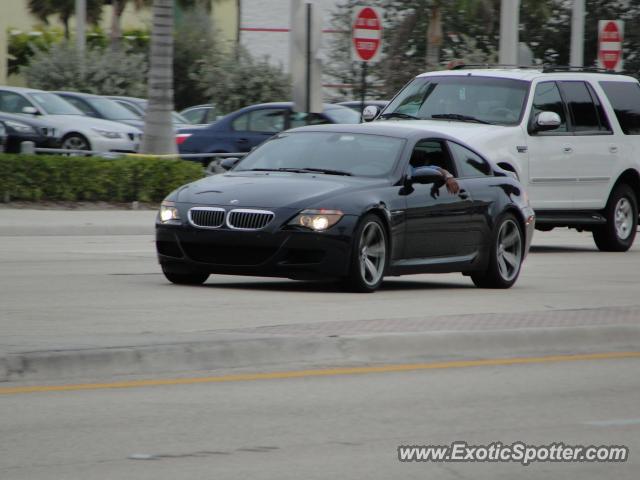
<box><xmin>156</xmin><ymin>215</ymin><xmax>358</xmax><ymax>280</ymax></box>
<box><xmin>523</xmin><ymin>206</ymin><xmax>536</xmax><ymax>257</ymax></box>
<box><xmin>89</xmin><ymin>134</ymin><xmax>140</xmax><ymax>153</ymax></box>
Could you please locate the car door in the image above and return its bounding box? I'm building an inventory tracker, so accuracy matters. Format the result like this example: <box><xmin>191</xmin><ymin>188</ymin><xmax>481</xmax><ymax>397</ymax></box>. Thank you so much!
<box><xmin>525</xmin><ymin>81</ymin><xmax>575</xmax><ymax>210</ymax></box>
<box><xmin>557</xmin><ymin>81</ymin><xmax>617</xmax><ymax>208</ymax></box>
<box><xmin>402</xmin><ymin>139</ymin><xmax>476</xmax><ymax>260</ymax></box>
<box><xmin>229</xmin><ymin>107</ymin><xmax>288</xmax><ymax>152</ymax></box>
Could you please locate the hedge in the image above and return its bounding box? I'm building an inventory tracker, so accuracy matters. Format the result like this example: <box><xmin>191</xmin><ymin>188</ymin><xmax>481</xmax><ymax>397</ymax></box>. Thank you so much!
<box><xmin>0</xmin><ymin>154</ymin><xmax>204</xmax><ymax>202</ymax></box>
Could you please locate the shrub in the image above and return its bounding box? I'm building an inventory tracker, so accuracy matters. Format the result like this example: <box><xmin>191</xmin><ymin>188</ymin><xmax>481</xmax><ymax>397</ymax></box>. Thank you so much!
<box><xmin>0</xmin><ymin>154</ymin><xmax>203</xmax><ymax>202</ymax></box>
<box><xmin>22</xmin><ymin>42</ymin><xmax>148</xmax><ymax>97</ymax></box>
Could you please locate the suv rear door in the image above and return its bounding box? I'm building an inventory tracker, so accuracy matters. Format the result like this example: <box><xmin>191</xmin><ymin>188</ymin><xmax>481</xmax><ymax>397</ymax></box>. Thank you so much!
<box><xmin>558</xmin><ymin>80</ymin><xmax>616</xmax><ymax>208</ymax></box>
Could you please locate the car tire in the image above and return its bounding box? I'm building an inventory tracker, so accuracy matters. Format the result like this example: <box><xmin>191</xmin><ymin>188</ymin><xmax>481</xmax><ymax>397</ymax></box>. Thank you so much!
<box><xmin>162</xmin><ymin>267</ymin><xmax>209</xmax><ymax>285</ymax></box>
<box><xmin>344</xmin><ymin>214</ymin><xmax>388</xmax><ymax>293</ymax></box>
<box><xmin>61</xmin><ymin>133</ymin><xmax>91</xmax><ymax>152</ymax></box>
<box><xmin>471</xmin><ymin>213</ymin><xmax>523</xmax><ymax>289</ymax></box>
<box><xmin>592</xmin><ymin>184</ymin><xmax>638</xmax><ymax>252</ymax></box>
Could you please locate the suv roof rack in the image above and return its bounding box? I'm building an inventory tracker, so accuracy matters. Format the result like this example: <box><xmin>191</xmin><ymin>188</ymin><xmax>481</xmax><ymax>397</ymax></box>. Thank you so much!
<box><xmin>541</xmin><ymin>65</ymin><xmax>619</xmax><ymax>74</ymax></box>
<box><xmin>450</xmin><ymin>63</ymin><xmax>540</xmax><ymax>70</ymax></box>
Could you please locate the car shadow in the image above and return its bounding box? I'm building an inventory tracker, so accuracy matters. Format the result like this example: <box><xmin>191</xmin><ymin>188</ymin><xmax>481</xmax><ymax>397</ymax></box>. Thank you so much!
<box><xmin>530</xmin><ymin>245</ymin><xmax>597</xmax><ymax>253</ymax></box>
<box><xmin>201</xmin><ymin>278</ymin><xmax>474</xmax><ymax>293</ymax></box>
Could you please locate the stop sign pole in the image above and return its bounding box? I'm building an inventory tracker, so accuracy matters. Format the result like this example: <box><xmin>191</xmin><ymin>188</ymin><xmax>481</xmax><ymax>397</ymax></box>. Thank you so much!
<box><xmin>352</xmin><ymin>6</ymin><xmax>383</xmax><ymax>116</ymax></box>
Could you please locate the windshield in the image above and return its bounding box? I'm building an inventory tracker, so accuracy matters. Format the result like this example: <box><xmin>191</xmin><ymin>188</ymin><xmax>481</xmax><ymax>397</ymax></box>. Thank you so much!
<box><xmin>28</xmin><ymin>92</ymin><xmax>83</xmax><ymax>115</ymax></box>
<box><xmin>235</xmin><ymin>131</ymin><xmax>405</xmax><ymax>177</ymax></box>
<box><xmin>384</xmin><ymin>76</ymin><xmax>529</xmax><ymax>126</ymax></box>
<box><xmin>323</xmin><ymin>106</ymin><xmax>362</xmax><ymax>124</ymax></box>
<box><xmin>89</xmin><ymin>97</ymin><xmax>141</xmax><ymax>120</ymax></box>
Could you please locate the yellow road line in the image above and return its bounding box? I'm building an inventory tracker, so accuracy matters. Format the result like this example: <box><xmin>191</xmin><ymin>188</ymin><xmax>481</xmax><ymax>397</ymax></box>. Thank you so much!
<box><xmin>1</xmin><ymin>351</ymin><xmax>638</xmax><ymax>395</ymax></box>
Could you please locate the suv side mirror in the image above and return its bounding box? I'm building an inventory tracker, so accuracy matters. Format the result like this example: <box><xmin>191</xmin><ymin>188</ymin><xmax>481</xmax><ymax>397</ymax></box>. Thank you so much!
<box><xmin>534</xmin><ymin>111</ymin><xmax>561</xmax><ymax>132</ymax></box>
<box><xmin>410</xmin><ymin>166</ymin><xmax>444</xmax><ymax>185</ymax></box>
<box><xmin>220</xmin><ymin>157</ymin><xmax>240</xmax><ymax>170</ymax></box>
<box><xmin>362</xmin><ymin>105</ymin><xmax>379</xmax><ymax>122</ymax></box>
<box><xmin>22</xmin><ymin>106</ymin><xmax>39</xmax><ymax>115</ymax></box>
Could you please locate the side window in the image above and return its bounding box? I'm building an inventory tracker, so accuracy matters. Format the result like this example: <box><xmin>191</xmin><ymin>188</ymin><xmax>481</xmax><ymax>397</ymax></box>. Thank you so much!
<box><xmin>448</xmin><ymin>142</ymin><xmax>492</xmax><ymax>177</ymax></box>
<box><xmin>231</xmin><ymin>112</ymin><xmax>250</xmax><ymax>131</ymax></box>
<box><xmin>529</xmin><ymin>82</ymin><xmax>568</xmax><ymax>133</ymax></box>
<box><xmin>63</xmin><ymin>97</ymin><xmax>97</xmax><ymax>117</ymax></box>
<box><xmin>585</xmin><ymin>83</ymin><xmax>611</xmax><ymax>132</ymax></box>
<box><xmin>289</xmin><ymin>112</ymin><xmax>329</xmax><ymax>128</ymax></box>
<box><xmin>559</xmin><ymin>81</ymin><xmax>603</xmax><ymax>132</ymax></box>
<box><xmin>0</xmin><ymin>91</ymin><xmax>33</xmax><ymax>114</ymax></box>
<box><xmin>204</xmin><ymin>107</ymin><xmax>218</xmax><ymax>124</ymax></box>
<box><xmin>182</xmin><ymin>108</ymin><xmax>206</xmax><ymax>124</ymax></box>
<box><xmin>599</xmin><ymin>81</ymin><xmax>640</xmax><ymax>134</ymax></box>
<box><xmin>247</xmin><ymin>108</ymin><xmax>287</xmax><ymax>133</ymax></box>
<box><xmin>409</xmin><ymin>139</ymin><xmax>456</xmax><ymax>175</ymax></box>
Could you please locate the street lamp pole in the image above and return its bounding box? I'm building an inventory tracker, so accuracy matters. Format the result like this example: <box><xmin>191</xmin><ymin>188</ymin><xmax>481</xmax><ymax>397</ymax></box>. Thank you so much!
<box><xmin>570</xmin><ymin>0</ymin><xmax>585</xmax><ymax>67</ymax></box>
<box><xmin>498</xmin><ymin>0</ymin><xmax>521</xmax><ymax>65</ymax></box>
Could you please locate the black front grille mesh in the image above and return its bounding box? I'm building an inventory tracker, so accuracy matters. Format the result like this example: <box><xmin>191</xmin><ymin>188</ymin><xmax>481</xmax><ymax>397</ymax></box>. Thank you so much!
<box><xmin>227</xmin><ymin>210</ymin><xmax>274</xmax><ymax>230</ymax></box>
<box><xmin>189</xmin><ymin>208</ymin><xmax>225</xmax><ymax>228</ymax></box>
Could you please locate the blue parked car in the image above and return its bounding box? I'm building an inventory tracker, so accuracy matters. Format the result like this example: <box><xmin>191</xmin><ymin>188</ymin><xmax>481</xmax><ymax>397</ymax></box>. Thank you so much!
<box><xmin>176</xmin><ymin>102</ymin><xmax>361</xmax><ymax>164</ymax></box>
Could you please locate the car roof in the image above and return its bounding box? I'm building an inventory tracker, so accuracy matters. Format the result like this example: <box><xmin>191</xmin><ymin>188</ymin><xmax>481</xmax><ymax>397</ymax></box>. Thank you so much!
<box><xmin>53</xmin><ymin>91</ymin><xmax>99</xmax><ymax>98</ymax></box>
<box><xmin>416</xmin><ymin>68</ymin><xmax>639</xmax><ymax>83</ymax></box>
<box><xmin>286</xmin><ymin>121</ymin><xmax>474</xmax><ymax>142</ymax></box>
<box><xmin>0</xmin><ymin>86</ymin><xmax>47</xmax><ymax>94</ymax></box>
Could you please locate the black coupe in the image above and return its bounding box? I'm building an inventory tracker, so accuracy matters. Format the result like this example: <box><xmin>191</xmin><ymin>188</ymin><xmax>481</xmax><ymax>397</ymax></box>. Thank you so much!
<box><xmin>156</xmin><ymin>123</ymin><xmax>535</xmax><ymax>292</ymax></box>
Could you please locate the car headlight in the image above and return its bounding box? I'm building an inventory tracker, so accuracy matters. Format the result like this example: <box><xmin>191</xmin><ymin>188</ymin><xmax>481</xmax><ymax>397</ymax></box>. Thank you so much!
<box><xmin>159</xmin><ymin>201</ymin><xmax>180</xmax><ymax>223</ymax></box>
<box><xmin>92</xmin><ymin>128</ymin><xmax>121</xmax><ymax>139</ymax></box>
<box><xmin>289</xmin><ymin>209</ymin><xmax>344</xmax><ymax>231</ymax></box>
<box><xmin>5</xmin><ymin>120</ymin><xmax>36</xmax><ymax>134</ymax></box>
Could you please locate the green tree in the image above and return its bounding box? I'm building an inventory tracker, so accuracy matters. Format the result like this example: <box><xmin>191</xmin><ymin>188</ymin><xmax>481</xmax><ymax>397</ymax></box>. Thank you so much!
<box><xmin>27</xmin><ymin>0</ymin><xmax>104</xmax><ymax>38</ymax></box>
<box><xmin>194</xmin><ymin>46</ymin><xmax>290</xmax><ymax>114</ymax></box>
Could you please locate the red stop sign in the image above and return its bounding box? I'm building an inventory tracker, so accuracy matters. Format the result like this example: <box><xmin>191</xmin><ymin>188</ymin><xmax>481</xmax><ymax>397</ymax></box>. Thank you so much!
<box><xmin>599</xmin><ymin>21</ymin><xmax>622</xmax><ymax>71</ymax></box>
<box><xmin>352</xmin><ymin>7</ymin><xmax>382</xmax><ymax>62</ymax></box>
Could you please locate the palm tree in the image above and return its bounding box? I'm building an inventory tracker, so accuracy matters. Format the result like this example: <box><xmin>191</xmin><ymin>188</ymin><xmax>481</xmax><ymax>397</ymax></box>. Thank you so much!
<box><xmin>140</xmin><ymin>0</ymin><xmax>177</xmax><ymax>155</ymax></box>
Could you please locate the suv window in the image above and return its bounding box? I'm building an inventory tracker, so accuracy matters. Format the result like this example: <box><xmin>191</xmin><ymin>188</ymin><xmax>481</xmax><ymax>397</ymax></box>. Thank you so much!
<box><xmin>448</xmin><ymin>142</ymin><xmax>493</xmax><ymax>177</ymax></box>
<box><xmin>559</xmin><ymin>81</ymin><xmax>610</xmax><ymax>133</ymax></box>
<box><xmin>599</xmin><ymin>81</ymin><xmax>640</xmax><ymax>134</ymax></box>
<box><xmin>530</xmin><ymin>82</ymin><xmax>568</xmax><ymax>133</ymax></box>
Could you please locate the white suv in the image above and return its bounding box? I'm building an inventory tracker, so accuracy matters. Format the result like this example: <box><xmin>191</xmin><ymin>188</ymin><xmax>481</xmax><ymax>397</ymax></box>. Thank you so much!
<box><xmin>372</xmin><ymin>67</ymin><xmax>640</xmax><ymax>251</ymax></box>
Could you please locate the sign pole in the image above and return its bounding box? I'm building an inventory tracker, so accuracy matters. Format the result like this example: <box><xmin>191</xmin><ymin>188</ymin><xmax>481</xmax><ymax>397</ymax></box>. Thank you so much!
<box><xmin>360</xmin><ymin>61</ymin><xmax>367</xmax><ymax>117</ymax></box>
<box><xmin>305</xmin><ymin>2</ymin><xmax>311</xmax><ymax>113</ymax></box>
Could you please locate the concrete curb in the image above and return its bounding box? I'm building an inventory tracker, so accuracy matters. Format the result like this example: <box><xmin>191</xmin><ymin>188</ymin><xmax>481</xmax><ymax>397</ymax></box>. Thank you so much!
<box><xmin>2</xmin><ymin>325</ymin><xmax>639</xmax><ymax>383</ymax></box>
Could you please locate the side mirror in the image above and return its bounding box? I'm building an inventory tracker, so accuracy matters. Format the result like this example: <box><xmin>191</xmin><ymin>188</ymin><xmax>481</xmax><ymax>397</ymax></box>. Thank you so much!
<box><xmin>220</xmin><ymin>157</ymin><xmax>240</xmax><ymax>171</ymax></box>
<box><xmin>534</xmin><ymin>111</ymin><xmax>561</xmax><ymax>132</ymax></box>
<box><xmin>362</xmin><ymin>105</ymin><xmax>379</xmax><ymax>122</ymax></box>
<box><xmin>410</xmin><ymin>166</ymin><xmax>444</xmax><ymax>185</ymax></box>
<box><xmin>22</xmin><ymin>106</ymin><xmax>39</xmax><ymax>115</ymax></box>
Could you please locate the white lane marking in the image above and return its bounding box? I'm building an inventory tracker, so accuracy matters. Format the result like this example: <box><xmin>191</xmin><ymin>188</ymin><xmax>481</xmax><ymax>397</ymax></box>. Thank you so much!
<box><xmin>585</xmin><ymin>418</ymin><xmax>640</xmax><ymax>427</ymax></box>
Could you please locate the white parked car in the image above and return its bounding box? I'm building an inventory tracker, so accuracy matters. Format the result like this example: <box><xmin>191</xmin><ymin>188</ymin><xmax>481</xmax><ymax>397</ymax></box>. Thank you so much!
<box><xmin>370</xmin><ymin>67</ymin><xmax>640</xmax><ymax>251</ymax></box>
<box><xmin>0</xmin><ymin>86</ymin><xmax>142</xmax><ymax>153</ymax></box>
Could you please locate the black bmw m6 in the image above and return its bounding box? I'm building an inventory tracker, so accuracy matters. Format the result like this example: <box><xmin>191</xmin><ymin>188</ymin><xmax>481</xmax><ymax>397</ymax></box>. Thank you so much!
<box><xmin>156</xmin><ymin>123</ymin><xmax>535</xmax><ymax>292</ymax></box>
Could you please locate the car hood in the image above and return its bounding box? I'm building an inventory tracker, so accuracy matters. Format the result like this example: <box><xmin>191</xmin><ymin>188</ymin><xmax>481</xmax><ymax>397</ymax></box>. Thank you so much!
<box><xmin>176</xmin><ymin>171</ymin><xmax>384</xmax><ymax>209</ymax></box>
<box><xmin>36</xmin><ymin>115</ymin><xmax>142</xmax><ymax>133</ymax></box>
<box><xmin>378</xmin><ymin>119</ymin><xmax>519</xmax><ymax>143</ymax></box>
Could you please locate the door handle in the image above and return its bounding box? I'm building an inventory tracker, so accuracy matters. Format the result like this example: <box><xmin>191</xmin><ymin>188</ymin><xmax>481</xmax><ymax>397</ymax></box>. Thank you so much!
<box><xmin>609</xmin><ymin>146</ymin><xmax>618</xmax><ymax>154</ymax></box>
<box><xmin>563</xmin><ymin>146</ymin><xmax>573</xmax><ymax>154</ymax></box>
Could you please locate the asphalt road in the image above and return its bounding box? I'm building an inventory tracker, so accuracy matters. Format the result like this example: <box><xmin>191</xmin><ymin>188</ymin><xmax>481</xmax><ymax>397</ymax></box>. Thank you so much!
<box><xmin>1</xmin><ymin>355</ymin><xmax>638</xmax><ymax>479</ymax></box>
<box><xmin>0</xmin><ymin>210</ymin><xmax>638</xmax><ymax>351</ymax></box>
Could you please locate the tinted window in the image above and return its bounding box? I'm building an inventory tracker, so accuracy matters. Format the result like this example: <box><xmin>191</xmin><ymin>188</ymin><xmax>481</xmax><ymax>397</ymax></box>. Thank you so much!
<box><xmin>409</xmin><ymin>140</ymin><xmax>456</xmax><ymax>174</ymax></box>
<box><xmin>600</xmin><ymin>81</ymin><xmax>640</xmax><ymax>134</ymax></box>
<box><xmin>559</xmin><ymin>81</ymin><xmax>601</xmax><ymax>132</ymax></box>
<box><xmin>530</xmin><ymin>82</ymin><xmax>567</xmax><ymax>132</ymax></box>
<box><xmin>586</xmin><ymin>83</ymin><xmax>611</xmax><ymax>131</ymax></box>
<box><xmin>248</xmin><ymin>109</ymin><xmax>287</xmax><ymax>132</ymax></box>
<box><xmin>235</xmin><ymin>132</ymin><xmax>405</xmax><ymax>177</ymax></box>
<box><xmin>449</xmin><ymin>142</ymin><xmax>492</xmax><ymax>177</ymax></box>
<box><xmin>0</xmin><ymin>91</ymin><xmax>34</xmax><ymax>114</ymax></box>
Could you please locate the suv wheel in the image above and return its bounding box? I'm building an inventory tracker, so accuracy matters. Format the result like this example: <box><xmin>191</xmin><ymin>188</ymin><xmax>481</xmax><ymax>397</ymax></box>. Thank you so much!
<box><xmin>472</xmin><ymin>213</ymin><xmax>523</xmax><ymax>289</ymax></box>
<box><xmin>593</xmin><ymin>185</ymin><xmax>638</xmax><ymax>252</ymax></box>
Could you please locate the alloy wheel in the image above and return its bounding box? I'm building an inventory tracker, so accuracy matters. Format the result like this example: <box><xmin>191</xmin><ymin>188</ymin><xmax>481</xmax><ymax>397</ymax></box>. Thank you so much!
<box><xmin>614</xmin><ymin>197</ymin><xmax>633</xmax><ymax>240</ymax></box>
<box><xmin>496</xmin><ymin>219</ymin><xmax>522</xmax><ymax>282</ymax></box>
<box><xmin>359</xmin><ymin>221</ymin><xmax>386</xmax><ymax>287</ymax></box>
